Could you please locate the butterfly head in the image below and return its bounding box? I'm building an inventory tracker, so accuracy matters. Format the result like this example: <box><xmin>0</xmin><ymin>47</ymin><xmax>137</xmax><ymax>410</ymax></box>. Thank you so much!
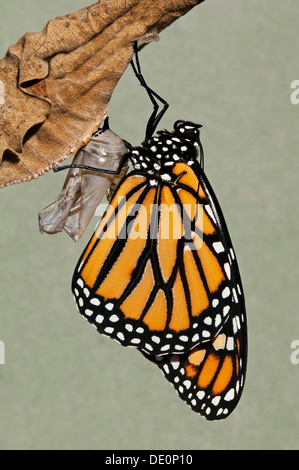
<box><xmin>173</xmin><ymin>120</ymin><xmax>202</xmax><ymax>145</ymax></box>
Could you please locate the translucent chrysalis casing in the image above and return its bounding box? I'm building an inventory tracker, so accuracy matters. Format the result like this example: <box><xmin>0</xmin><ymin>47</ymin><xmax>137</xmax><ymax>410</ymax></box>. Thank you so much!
<box><xmin>38</xmin><ymin>120</ymin><xmax>128</xmax><ymax>242</ymax></box>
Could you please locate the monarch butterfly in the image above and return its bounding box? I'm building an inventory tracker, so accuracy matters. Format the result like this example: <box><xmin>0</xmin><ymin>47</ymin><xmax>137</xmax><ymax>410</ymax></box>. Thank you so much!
<box><xmin>69</xmin><ymin>43</ymin><xmax>247</xmax><ymax>420</ymax></box>
<box><xmin>39</xmin><ymin>117</ymin><xmax>129</xmax><ymax>242</ymax></box>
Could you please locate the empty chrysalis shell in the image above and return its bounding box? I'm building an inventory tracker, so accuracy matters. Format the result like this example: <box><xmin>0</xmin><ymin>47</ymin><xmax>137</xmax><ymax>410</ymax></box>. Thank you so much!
<box><xmin>38</xmin><ymin>118</ymin><xmax>129</xmax><ymax>242</ymax></box>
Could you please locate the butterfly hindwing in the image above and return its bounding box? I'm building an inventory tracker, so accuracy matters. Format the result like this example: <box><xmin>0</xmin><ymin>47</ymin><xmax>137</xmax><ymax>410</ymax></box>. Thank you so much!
<box><xmin>144</xmin><ymin>289</ymin><xmax>246</xmax><ymax>420</ymax></box>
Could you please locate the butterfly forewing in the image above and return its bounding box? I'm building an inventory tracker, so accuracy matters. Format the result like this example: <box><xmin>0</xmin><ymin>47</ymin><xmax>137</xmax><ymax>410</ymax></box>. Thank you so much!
<box><xmin>72</xmin><ymin>122</ymin><xmax>238</xmax><ymax>357</ymax></box>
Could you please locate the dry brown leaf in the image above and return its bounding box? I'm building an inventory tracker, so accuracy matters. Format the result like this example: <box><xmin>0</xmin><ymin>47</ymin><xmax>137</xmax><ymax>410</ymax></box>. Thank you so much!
<box><xmin>0</xmin><ymin>0</ymin><xmax>204</xmax><ymax>188</ymax></box>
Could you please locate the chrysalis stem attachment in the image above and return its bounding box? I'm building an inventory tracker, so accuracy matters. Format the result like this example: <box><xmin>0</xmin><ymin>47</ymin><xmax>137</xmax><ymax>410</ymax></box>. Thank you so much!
<box><xmin>53</xmin><ymin>114</ymin><xmax>132</xmax><ymax>175</ymax></box>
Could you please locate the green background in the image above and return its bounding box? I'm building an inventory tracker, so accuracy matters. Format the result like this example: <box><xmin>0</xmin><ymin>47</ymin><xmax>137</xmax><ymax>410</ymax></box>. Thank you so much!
<box><xmin>1</xmin><ymin>0</ymin><xmax>299</xmax><ymax>450</ymax></box>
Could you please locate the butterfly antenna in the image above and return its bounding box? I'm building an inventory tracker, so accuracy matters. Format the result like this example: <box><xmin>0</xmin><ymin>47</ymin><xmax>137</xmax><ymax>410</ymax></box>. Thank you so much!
<box><xmin>131</xmin><ymin>41</ymin><xmax>169</xmax><ymax>141</ymax></box>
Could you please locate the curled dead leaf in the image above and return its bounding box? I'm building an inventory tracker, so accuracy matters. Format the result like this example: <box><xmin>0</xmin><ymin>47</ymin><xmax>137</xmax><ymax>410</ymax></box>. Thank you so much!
<box><xmin>0</xmin><ymin>0</ymin><xmax>204</xmax><ymax>188</ymax></box>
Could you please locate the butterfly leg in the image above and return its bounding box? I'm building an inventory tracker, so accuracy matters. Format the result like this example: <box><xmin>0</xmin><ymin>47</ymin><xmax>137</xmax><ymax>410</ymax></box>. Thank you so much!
<box><xmin>131</xmin><ymin>41</ymin><xmax>169</xmax><ymax>141</ymax></box>
<box><xmin>53</xmin><ymin>151</ymin><xmax>130</xmax><ymax>175</ymax></box>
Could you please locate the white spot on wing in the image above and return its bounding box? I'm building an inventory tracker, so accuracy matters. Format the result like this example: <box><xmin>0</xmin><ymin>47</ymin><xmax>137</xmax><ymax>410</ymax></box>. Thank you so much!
<box><xmin>211</xmin><ymin>396</ymin><xmax>221</xmax><ymax>406</ymax></box>
<box><xmin>223</xmin><ymin>305</ymin><xmax>230</xmax><ymax>316</ymax></box>
<box><xmin>183</xmin><ymin>380</ymin><xmax>191</xmax><ymax>389</ymax></box>
<box><xmin>224</xmin><ymin>262</ymin><xmax>231</xmax><ymax>280</ymax></box>
<box><xmin>224</xmin><ymin>389</ymin><xmax>235</xmax><ymax>401</ymax></box>
<box><xmin>222</xmin><ymin>287</ymin><xmax>231</xmax><ymax>298</ymax></box>
<box><xmin>179</xmin><ymin>335</ymin><xmax>189</xmax><ymax>342</ymax></box>
<box><xmin>170</xmin><ymin>355</ymin><xmax>180</xmax><ymax>369</ymax></box>
<box><xmin>205</xmin><ymin>205</ymin><xmax>216</xmax><ymax>224</ymax></box>
<box><xmin>105</xmin><ymin>302</ymin><xmax>114</xmax><ymax>311</ymax></box>
<box><xmin>213</xmin><ymin>241</ymin><xmax>225</xmax><ymax>253</ymax></box>
<box><xmin>131</xmin><ymin>338</ymin><xmax>141</xmax><ymax>344</ymax></box>
<box><xmin>83</xmin><ymin>287</ymin><xmax>90</xmax><ymax>297</ymax></box>
<box><xmin>104</xmin><ymin>327</ymin><xmax>114</xmax><ymax>334</ymax></box>
<box><xmin>152</xmin><ymin>336</ymin><xmax>160</xmax><ymax>344</ymax></box>
<box><xmin>109</xmin><ymin>314</ymin><xmax>119</xmax><ymax>322</ymax></box>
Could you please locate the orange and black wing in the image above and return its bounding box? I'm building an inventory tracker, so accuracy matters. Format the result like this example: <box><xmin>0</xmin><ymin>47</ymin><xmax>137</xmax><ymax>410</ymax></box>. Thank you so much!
<box><xmin>143</xmin><ymin>168</ymin><xmax>247</xmax><ymax>420</ymax></box>
<box><xmin>144</xmin><ymin>295</ymin><xmax>246</xmax><ymax>421</ymax></box>
<box><xmin>71</xmin><ymin>120</ymin><xmax>247</xmax><ymax>419</ymax></box>
<box><xmin>72</xmin><ymin>160</ymin><xmax>235</xmax><ymax>357</ymax></box>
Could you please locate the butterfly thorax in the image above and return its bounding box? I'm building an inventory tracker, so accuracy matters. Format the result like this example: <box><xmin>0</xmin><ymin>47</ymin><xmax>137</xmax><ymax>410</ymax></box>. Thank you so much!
<box><xmin>129</xmin><ymin>120</ymin><xmax>202</xmax><ymax>186</ymax></box>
